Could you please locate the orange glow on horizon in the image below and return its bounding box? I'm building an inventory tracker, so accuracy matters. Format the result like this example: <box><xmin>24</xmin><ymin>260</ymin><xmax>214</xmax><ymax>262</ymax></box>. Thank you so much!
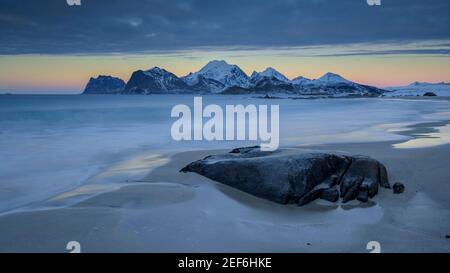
<box><xmin>1</xmin><ymin>53</ymin><xmax>449</xmax><ymax>93</ymax></box>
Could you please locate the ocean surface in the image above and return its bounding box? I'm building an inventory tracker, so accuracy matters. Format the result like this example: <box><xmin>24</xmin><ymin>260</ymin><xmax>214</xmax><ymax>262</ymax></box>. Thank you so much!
<box><xmin>1</xmin><ymin>94</ymin><xmax>450</xmax><ymax>213</ymax></box>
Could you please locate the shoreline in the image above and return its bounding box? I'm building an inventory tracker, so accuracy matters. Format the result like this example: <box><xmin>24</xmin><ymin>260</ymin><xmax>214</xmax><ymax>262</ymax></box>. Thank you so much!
<box><xmin>4</xmin><ymin>116</ymin><xmax>449</xmax><ymax>217</ymax></box>
<box><xmin>1</xmin><ymin>98</ymin><xmax>450</xmax><ymax>252</ymax></box>
<box><xmin>1</xmin><ymin>123</ymin><xmax>450</xmax><ymax>252</ymax></box>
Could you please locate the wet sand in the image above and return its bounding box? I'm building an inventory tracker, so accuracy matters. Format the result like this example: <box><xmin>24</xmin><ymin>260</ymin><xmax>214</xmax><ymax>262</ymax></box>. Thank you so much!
<box><xmin>0</xmin><ymin>123</ymin><xmax>449</xmax><ymax>253</ymax></box>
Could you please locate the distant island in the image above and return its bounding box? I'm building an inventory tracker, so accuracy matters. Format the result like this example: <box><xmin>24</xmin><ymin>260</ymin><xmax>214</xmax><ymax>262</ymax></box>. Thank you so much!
<box><xmin>83</xmin><ymin>75</ymin><xmax>126</xmax><ymax>95</ymax></box>
<box><xmin>384</xmin><ymin>82</ymin><xmax>450</xmax><ymax>97</ymax></box>
<box><xmin>82</xmin><ymin>60</ymin><xmax>386</xmax><ymax>97</ymax></box>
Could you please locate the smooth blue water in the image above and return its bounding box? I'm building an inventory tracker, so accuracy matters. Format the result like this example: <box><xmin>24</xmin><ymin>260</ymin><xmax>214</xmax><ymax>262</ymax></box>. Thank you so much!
<box><xmin>1</xmin><ymin>94</ymin><xmax>449</xmax><ymax>213</ymax></box>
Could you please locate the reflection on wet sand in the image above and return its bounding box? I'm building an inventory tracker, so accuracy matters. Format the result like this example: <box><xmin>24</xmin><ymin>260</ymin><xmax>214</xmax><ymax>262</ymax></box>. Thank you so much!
<box><xmin>394</xmin><ymin>121</ymin><xmax>450</xmax><ymax>149</ymax></box>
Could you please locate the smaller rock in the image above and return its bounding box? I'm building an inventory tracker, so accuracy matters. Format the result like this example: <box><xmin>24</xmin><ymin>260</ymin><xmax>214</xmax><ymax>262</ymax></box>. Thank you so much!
<box><xmin>423</xmin><ymin>92</ymin><xmax>437</xmax><ymax>97</ymax></box>
<box><xmin>357</xmin><ymin>191</ymin><xmax>369</xmax><ymax>203</ymax></box>
<box><xmin>445</xmin><ymin>235</ymin><xmax>450</xmax><ymax>239</ymax></box>
<box><xmin>393</xmin><ymin>183</ymin><xmax>405</xmax><ymax>194</ymax></box>
<box><xmin>320</xmin><ymin>188</ymin><xmax>339</xmax><ymax>203</ymax></box>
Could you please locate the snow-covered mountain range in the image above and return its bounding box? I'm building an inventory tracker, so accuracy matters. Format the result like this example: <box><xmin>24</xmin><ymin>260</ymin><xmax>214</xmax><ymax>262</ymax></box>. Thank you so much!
<box><xmin>384</xmin><ymin>82</ymin><xmax>450</xmax><ymax>97</ymax></box>
<box><xmin>83</xmin><ymin>60</ymin><xmax>386</xmax><ymax>97</ymax></box>
<box><xmin>182</xmin><ymin>60</ymin><xmax>250</xmax><ymax>92</ymax></box>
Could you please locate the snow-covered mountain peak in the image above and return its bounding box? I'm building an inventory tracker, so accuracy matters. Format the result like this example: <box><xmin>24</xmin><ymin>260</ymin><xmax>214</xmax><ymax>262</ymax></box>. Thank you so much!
<box><xmin>291</xmin><ymin>76</ymin><xmax>313</xmax><ymax>85</ymax></box>
<box><xmin>144</xmin><ymin>66</ymin><xmax>171</xmax><ymax>76</ymax></box>
<box><xmin>199</xmin><ymin>60</ymin><xmax>230</xmax><ymax>71</ymax></box>
<box><xmin>250</xmin><ymin>67</ymin><xmax>290</xmax><ymax>84</ymax></box>
<box><xmin>260</xmin><ymin>67</ymin><xmax>289</xmax><ymax>82</ymax></box>
<box><xmin>197</xmin><ymin>60</ymin><xmax>244</xmax><ymax>76</ymax></box>
<box><xmin>148</xmin><ymin>66</ymin><xmax>162</xmax><ymax>71</ymax></box>
<box><xmin>318</xmin><ymin>72</ymin><xmax>350</xmax><ymax>84</ymax></box>
<box><xmin>183</xmin><ymin>60</ymin><xmax>250</xmax><ymax>88</ymax></box>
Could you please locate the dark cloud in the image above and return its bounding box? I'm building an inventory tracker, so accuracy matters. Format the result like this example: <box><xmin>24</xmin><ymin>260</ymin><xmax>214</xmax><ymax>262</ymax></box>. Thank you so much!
<box><xmin>0</xmin><ymin>0</ymin><xmax>449</xmax><ymax>54</ymax></box>
<box><xmin>311</xmin><ymin>49</ymin><xmax>450</xmax><ymax>57</ymax></box>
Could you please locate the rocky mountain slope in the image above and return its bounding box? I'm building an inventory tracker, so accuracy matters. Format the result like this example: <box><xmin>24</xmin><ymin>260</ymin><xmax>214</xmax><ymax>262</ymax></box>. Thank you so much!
<box><xmin>83</xmin><ymin>75</ymin><xmax>125</xmax><ymax>95</ymax></box>
<box><xmin>122</xmin><ymin>67</ymin><xmax>189</xmax><ymax>94</ymax></box>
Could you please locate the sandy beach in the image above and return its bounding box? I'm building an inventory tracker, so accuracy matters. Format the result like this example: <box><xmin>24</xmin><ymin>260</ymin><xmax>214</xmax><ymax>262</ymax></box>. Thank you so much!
<box><xmin>1</xmin><ymin>119</ymin><xmax>449</xmax><ymax>253</ymax></box>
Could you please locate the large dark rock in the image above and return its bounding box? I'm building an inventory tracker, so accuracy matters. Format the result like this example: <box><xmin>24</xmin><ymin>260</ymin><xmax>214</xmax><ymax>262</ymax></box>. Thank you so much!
<box><xmin>181</xmin><ymin>147</ymin><xmax>391</xmax><ymax>206</ymax></box>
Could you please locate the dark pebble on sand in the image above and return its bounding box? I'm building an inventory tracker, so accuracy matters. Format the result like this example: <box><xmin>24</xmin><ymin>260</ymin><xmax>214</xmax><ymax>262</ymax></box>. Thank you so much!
<box><xmin>393</xmin><ymin>182</ymin><xmax>405</xmax><ymax>194</ymax></box>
